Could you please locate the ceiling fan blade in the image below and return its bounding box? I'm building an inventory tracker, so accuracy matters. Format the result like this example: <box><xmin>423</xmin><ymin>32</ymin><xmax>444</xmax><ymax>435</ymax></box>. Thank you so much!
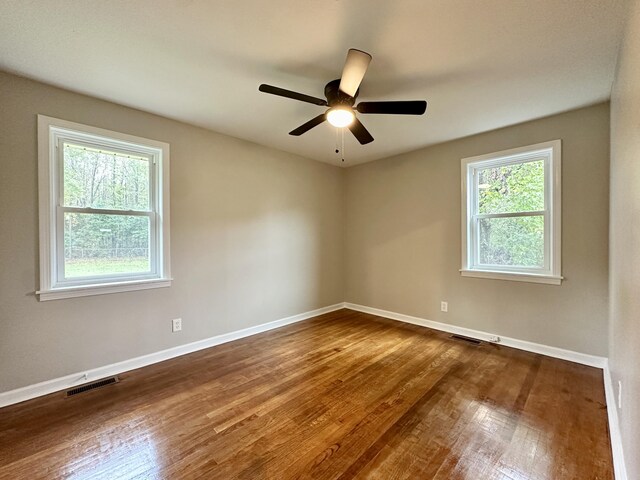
<box><xmin>338</xmin><ymin>49</ymin><xmax>372</xmax><ymax>97</ymax></box>
<box><xmin>356</xmin><ymin>101</ymin><xmax>427</xmax><ymax>115</ymax></box>
<box><xmin>348</xmin><ymin>118</ymin><xmax>374</xmax><ymax>145</ymax></box>
<box><xmin>289</xmin><ymin>114</ymin><xmax>327</xmax><ymax>136</ymax></box>
<box><xmin>259</xmin><ymin>84</ymin><xmax>328</xmax><ymax>106</ymax></box>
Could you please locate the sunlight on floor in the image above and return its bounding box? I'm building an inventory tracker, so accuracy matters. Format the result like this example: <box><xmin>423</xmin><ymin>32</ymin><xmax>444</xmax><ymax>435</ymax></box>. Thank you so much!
<box><xmin>65</xmin><ymin>431</ymin><xmax>159</xmax><ymax>480</ymax></box>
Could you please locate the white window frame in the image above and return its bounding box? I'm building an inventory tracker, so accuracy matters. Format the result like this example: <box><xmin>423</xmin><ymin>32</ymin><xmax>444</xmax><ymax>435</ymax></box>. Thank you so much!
<box><xmin>37</xmin><ymin>115</ymin><xmax>171</xmax><ymax>300</ymax></box>
<box><xmin>460</xmin><ymin>140</ymin><xmax>562</xmax><ymax>285</ymax></box>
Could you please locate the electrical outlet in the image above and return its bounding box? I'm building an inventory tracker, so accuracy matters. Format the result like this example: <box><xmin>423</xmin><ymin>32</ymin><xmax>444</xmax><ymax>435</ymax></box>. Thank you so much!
<box><xmin>172</xmin><ymin>318</ymin><xmax>182</xmax><ymax>333</ymax></box>
<box><xmin>440</xmin><ymin>301</ymin><xmax>448</xmax><ymax>312</ymax></box>
<box><xmin>618</xmin><ymin>380</ymin><xmax>622</xmax><ymax>409</ymax></box>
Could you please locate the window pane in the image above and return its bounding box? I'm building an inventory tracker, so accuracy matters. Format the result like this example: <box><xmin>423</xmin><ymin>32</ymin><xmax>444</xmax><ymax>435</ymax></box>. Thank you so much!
<box><xmin>478</xmin><ymin>215</ymin><xmax>544</xmax><ymax>267</ymax></box>
<box><xmin>63</xmin><ymin>143</ymin><xmax>150</xmax><ymax>211</ymax></box>
<box><xmin>64</xmin><ymin>213</ymin><xmax>150</xmax><ymax>278</ymax></box>
<box><xmin>478</xmin><ymin>159</ymin><xmax>544</xmax><ymax>214</ymax></box>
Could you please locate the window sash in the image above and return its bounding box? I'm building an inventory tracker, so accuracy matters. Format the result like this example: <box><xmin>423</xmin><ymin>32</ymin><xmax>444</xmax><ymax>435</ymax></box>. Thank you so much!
<box><xmin>49</xmin><ymin>124</ymin><xmax>163</xmax><ymax>289</ymax></box>
<box><xmin>59</xmin><ymin>138</ymin><xmax>154</xmax><ymax>213</ymax></box>
<box><xmin>463</xmin><ymin>142</ymin><xmax>559</xmax><ymax>278</ymax></box>
<box><xmin>55</xmin><ymin>207</ymin><xmax>158</xmax><ymax>286</ymax></box>
<box><xmin>475</xmin><ymin>157</ymin><xmax>546</xmax><ymax>216</ymax></box>
<box><xmin>470</xmin><ymin>212</ymin><xmax>549</xmax><ymax>274</ymax></box>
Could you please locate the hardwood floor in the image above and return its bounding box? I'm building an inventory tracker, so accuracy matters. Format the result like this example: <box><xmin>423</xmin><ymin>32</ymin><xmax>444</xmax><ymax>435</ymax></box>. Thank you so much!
<box><xmin>0</xmin><ymin>309</ymin><xmax>613</xmax><ymax>479</ymax></box>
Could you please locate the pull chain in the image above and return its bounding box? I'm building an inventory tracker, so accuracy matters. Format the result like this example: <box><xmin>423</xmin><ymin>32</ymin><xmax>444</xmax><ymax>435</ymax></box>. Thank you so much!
<box><xmin>334</xmin><ymin>128</ymin><xmax>346</xmax><ymax>163</ymax></box>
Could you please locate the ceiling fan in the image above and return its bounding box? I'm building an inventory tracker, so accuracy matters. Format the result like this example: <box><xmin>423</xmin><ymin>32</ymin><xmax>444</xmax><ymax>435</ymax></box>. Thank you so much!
<box><xmin>258</xmin><ymin>49</ymin><xmax>427</xmax><ymax>145</ymax></box>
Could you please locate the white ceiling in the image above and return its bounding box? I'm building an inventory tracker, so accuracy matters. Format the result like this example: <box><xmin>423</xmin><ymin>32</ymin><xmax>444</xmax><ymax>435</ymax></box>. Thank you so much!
<box><xmin>0</xmin><ymin>0</ymin><xmax>628</xmax><ymax>166</ymax></box>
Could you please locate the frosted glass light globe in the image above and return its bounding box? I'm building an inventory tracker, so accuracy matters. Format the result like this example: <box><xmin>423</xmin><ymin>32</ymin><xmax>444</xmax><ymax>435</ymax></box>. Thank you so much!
<box><xmin>327</xmin><ymin>107</ymin><xmax>355</xmax><ymax>128</ymax></box>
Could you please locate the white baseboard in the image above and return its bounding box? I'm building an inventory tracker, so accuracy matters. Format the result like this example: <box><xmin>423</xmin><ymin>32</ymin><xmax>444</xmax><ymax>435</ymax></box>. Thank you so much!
<box><xmin>603</xmin><ymin>361</ymin><xmax>628</xmax><ymax>480</ymax></box>
<box><xmin>0</xmin><ymin>303</ymin><xmax>344</xmax><ymax>408</ymax></box>
<box><xmin>343</xmin><ymin>303</ymin><xmax>607</xmax><ymax>368</ymax></box>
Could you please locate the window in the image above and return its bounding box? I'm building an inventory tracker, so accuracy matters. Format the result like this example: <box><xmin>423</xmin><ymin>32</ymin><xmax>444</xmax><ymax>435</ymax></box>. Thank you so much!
<box><xmin>461</xmin><ymin>140</ymin><xmax>561</xmax><ymax>285</ymax></box>
<box><xmin>37</xmin><ymin>115</ymin><xmax>171</xmax><ymax>300</ymax></box>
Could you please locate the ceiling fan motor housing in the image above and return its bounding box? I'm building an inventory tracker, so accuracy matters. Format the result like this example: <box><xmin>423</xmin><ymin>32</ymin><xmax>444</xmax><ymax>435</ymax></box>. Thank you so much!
<box><xmin>325</xmin><ymin>79</ymin><xmax>357</xmax><ymax>107</ymax></box>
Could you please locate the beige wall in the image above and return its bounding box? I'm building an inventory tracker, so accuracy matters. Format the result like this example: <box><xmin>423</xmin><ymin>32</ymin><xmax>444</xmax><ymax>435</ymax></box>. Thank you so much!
<box><xmin>610</xmin><ymin>0</ymin><xmax>640</xmax><ymax>477</ymax></box>
<box><xmin>345</xmin><ymin>103</ymin><xmax>610</xmax><ymax>356</ymax></box>
<box><xmin>0</xmin><ymin>72</ymin><xmax>345</xmax><ymax>392</ymax></box>
<box><xmin>0</xmin><ymin>70</ymin><xmax>613</xmax><ymax>399</ymax></box>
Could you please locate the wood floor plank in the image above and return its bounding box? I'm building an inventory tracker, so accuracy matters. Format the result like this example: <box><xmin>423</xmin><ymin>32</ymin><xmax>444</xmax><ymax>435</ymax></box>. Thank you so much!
<box><xmin>0</xmin><ymin>309</ymin><xmax>613</xmax><ymax>479</ymax></box>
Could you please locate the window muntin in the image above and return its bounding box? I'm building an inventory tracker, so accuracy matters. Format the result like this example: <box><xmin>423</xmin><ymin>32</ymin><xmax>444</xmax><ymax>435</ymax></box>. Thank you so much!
<box><xmin>38</xmin><ymin>116</ymin><xmax>171</xmax><ymax>300</ymax></box>
<box><xmin>461</xmin><ymin>141</ymin><xmax>561</xmax><ymax>284</ymax></box>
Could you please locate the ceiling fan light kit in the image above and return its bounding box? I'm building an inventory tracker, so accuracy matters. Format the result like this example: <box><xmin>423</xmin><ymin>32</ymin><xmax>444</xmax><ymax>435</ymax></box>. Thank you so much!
<box><xmin>258</xmin><ymin>48</ymin><xmax>428</xmax><ymax>147</ymax></box>
<box><xmin>327</xmin><ymin>107</ymin><xmax>355</xmax><ymax>127</ymax></box>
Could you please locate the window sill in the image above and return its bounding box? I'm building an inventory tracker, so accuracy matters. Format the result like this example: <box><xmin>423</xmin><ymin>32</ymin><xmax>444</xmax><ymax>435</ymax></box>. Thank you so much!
<box><xmin>460</xmin><ymin>269</ymin><xmax>562</xmax><ymax>285</ymax></box>
<box><xmin>37</xmin><ymin>278</ymin><xmax>172</xmax><ymax>301</ymax></box>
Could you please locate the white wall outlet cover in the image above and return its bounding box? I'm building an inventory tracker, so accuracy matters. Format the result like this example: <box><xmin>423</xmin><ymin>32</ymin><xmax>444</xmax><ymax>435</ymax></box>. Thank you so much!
<box><xmin>172</xmin><ymin>318</ymin><xmax>182</xmax><ymax>332</ymax></box>
<box><xmin>440</xmin><ymin>302</ymin><xmax>448</xmax><ymax>312</ymax></box>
